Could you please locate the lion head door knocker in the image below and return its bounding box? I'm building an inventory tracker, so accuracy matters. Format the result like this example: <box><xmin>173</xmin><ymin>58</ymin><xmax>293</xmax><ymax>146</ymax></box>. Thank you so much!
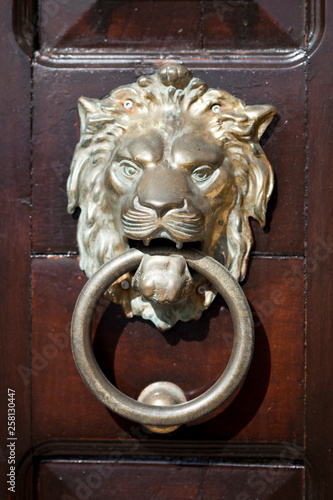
<box><xmin>68</xmin><ymin>64</ymin><xmax>276</xmax><ymax>433</ymax></box>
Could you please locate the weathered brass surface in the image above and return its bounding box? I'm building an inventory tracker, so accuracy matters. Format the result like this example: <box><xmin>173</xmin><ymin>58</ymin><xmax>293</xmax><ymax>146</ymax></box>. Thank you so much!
<box><xmin>67</xmin><ymin>63</ymin><xmax>275</xmax><ymax>330</ymax></box>
<box><xmin>71</xmin><ymin>248</ymin><xmax>254</xmax><ymax>428</ymax></box>
<box><xmin>138</xmin><ymin>382</ymin><xmax>187</xmax><ymax>434</ymax></box>
<box><xmin>133</xmin><ymin>254</ymin><xmax>195</xmax><ymax>304</ymax></box>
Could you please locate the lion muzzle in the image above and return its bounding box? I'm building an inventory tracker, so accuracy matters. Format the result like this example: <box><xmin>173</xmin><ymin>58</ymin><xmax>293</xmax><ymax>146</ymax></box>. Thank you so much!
<box><xmin>132</xmin><ymin>255</ymin><xmax>195</xmax><ymax>305</ymax></box>
<box><xmin>122</xmin><ymin>197</ymin><xmax>205</xmax><ymax>247</ymax></box>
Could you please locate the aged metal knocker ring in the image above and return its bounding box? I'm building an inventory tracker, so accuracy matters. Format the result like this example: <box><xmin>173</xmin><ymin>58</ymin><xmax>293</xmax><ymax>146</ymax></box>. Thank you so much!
<box><xmin>71</xmin><ymin>247</ymin><xmax>254</xmax><ymax>433</ymax></box>
<box><xmin>68</xmin><ymin>63</ymin><xmax>276</xmax><ymax>432</ymax></box>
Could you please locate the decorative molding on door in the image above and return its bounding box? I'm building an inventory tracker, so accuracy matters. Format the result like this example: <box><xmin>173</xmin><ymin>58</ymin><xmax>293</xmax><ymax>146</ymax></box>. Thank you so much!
<box><xmin>16</xmin><ymin>439</ymin><xmax>312</xmax><ymax>500</ymax></box>
<box><xmin>14</xmin><ymin>0</ymin><xmax>324</xmax><ymax>69</ymax></box>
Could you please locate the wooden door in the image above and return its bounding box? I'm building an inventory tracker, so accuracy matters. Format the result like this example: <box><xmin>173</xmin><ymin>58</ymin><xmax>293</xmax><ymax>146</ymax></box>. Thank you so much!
<box><xmin>1</xmin><ymin>0</ymin><xmax>333</xmax><ymax>498</ymax></box>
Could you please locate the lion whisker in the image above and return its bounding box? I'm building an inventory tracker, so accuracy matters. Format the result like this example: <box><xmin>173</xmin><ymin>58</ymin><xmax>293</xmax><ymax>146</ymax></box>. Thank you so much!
<box><xmin>123</xmin><ymin>216</ymin><xmax>157</xmax><ymax>223</ymax></box>
<box><xmin>165</xmin><ymin>217</ymin><xmax>203</xmax><ymax>225</ymax></box>
<box><xmin>166</xmin><ymin>226</ymin><xmax>203</xmax><ymax>235</ymax></box>
<box><xmin>124</xmin><ymin>230</ymin><xmax>157</xmax><ymax>238</ymax></box>
<box><xmin>166</xmin><ymin>219</ymin><xmax>203</xmax><ymax>227</ymax></box>
<box><xmin>166</xmin><ymin>225</ymin><xmax>203</xmax><ymax>238</ymax></box>
<box><xmin>123</xmin><ymin>223</ymin><xmax>157</xmax><ymax>231</ymax></box>
<box><xmin>166</xmin><ymin>220</ymin><xmax>204</xmax><ymax>231</ymax></box>
<box><xmin>129</xmin><ymin>209</ymin><xmax>155</xmax><ymax>216</ymax></box>
<box><xmin>127</xmin><ymin>206</ymin><xmax>157</xmax><ymax>214</ymax></box>
<box><xmin>165</xmin><ymin>213</ymin><xmax>202</xmax><ymax>220</ymax></box>
<box><xmin>124</xmin><ymin>210</ymin><xmax>156</xmax><ymax>217</ymax></box>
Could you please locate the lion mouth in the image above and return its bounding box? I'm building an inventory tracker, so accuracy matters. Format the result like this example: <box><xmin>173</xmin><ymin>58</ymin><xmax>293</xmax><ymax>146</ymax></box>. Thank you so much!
<box><xmin>127</xmin><ymin>237</ymin><xmax>203</xmax><ymax>251</ymax></box>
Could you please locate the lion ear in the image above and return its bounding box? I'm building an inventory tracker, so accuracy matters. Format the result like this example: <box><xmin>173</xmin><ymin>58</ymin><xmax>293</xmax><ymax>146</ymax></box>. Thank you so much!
<box><xmin>78</xmin><ymin>96</ymin><xmax>101</xmax><ymax>134</ymax></box>
<box><xmin>243</xmin><ymin>104</ymin><xmax>276</xmax><ymax>141</ymax></box>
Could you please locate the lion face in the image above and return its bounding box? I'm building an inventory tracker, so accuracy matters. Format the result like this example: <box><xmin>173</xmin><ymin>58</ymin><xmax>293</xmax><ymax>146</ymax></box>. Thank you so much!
<box><xmin>105</xmin><ymin>117</ymin><xmax>236</xmax><ymax>253</ymax></box>
<box><xmin>67</xmin><ymin>64</ymin><xmax>275</xmax><ymax>330</ymax></box>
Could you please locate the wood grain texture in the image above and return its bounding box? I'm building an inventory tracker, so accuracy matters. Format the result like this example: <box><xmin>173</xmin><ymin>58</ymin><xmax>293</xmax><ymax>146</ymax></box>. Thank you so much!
<box><xmin>203</xmin><ymin>0</ymin><xmax>305</xmax><ymax>50</ymax></box>
<box><xmin>31</xmin><ymin>64</ymin><xmax>306</xmax><ymax>256</ymax></box>
<box><xmin>7</xmin><ymin>1</ymin><xmax>333</xmax><ymax>497</ymax></box>
<box><xmin>38</xmin><ymin>0</ymin><xmax>306</xmax><ymax>53</ymax></box>
<box><xmin>306</xmin><ymin>0</ymin><xmax>333</xmax><ymax>497</ymax></box>
<box><xmin>36</xmin><ymin>460</ymin><xmax>304</xmax><ymax>500</ymax></box>
<box><xmin>31</xmin><ymin>256</ymin><xmax>304</xmax><ymax>444</ymax></box>
<box><xmin>59</xmin><ymin>1</ymin><xmax>202</xmax><ymax>51</ymax></box>
<box><xmin>0</xmin><ymin>1</ymin><xmax>32</xmax><ymax>499</ymax></box>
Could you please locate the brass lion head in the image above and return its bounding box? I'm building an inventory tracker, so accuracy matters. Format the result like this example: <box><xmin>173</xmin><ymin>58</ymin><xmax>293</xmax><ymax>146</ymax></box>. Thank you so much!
<box><xmin>67</xmin><ymin>64</ymin><xmax>276</xmax><ymax>330</ymax></box>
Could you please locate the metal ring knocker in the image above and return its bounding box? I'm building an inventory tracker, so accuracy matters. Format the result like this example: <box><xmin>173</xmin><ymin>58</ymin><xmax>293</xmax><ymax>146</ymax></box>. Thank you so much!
<box><xmin>71</xmin><ymin>248</ymin><xmax>254</xmax><ymax>432</ymax></box>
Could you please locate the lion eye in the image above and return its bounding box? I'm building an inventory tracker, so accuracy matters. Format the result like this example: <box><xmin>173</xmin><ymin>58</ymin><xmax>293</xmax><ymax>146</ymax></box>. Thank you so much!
<box><xmin>121</xmin><ymin>161</ymin><xmax>141</xmax><ymax>178</ymax></box>
<box><xmin>191</xmin><ymin>166</ymin><xmax>213</xmax><ymax>183</ymax></box>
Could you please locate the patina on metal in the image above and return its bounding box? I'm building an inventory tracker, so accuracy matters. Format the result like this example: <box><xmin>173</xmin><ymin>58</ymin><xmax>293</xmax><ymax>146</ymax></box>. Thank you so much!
<box><xmin>71</xmin><ymin>247</ymin><xmax>254</xmax><ymax>429</ymax></box>
<box><xmin>67</xmin><ymin>63</ymin><xmax>276</xmax><ymax>331</ymax></box>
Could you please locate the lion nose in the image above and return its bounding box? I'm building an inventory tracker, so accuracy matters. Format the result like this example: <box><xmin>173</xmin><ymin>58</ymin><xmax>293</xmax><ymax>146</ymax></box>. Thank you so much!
<box><xmin>140</xmin><ymin>198</ymin><xmax>184</xmax><ymax>218</ymax></box>
<box><xmin>137</xmin><ymin>168</ymin><xmax>188</xmax><ymax>217</ymax></box>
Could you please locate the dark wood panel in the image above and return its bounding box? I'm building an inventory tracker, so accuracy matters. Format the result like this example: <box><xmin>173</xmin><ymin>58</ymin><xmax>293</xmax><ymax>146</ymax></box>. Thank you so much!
<box><xmin>0</xmin><ymin>1</ymin><xmax>32</xmax><ymax>499</ymax></box>
<box><xmin>203</xmin><ymin>0</ymin><xmax>305</xmax><ymax>50</ymax></box>
<box><xmin>36</xmin><ymin>460</ymin><xmax>304</xmax><ymax>500</ymax></box>
<box><xmin>31</xmin><ymin>65</ymin><xmax>306</xmax><ymax>256</ymax></box>
<box><xmin>31</xmin><ymin>256</ymin><xmax>304</xmax><ymax>444</ymax></box>
<box><xmin>306</xmin><ymin>0</ymin><xmax>333</xmax><ymax>497</ymax></box>
<box><xmin>38</xmin><ymin>0</ymin><xmax>306</xmax><ymax>52</ymax></box>
<box><xmin>38</xmin><ymin>0</ymin><xmax>92</xmax><ymax>50</ymax></box>
<box><xmin>58</xmin><ymin>1</ymin><xmax>202</xmax><ymax>51</ymax></box>
<box><xmin>2</xmin><ymin>0</ymin><xmax>332</xmax><ymax>498</ymax></box>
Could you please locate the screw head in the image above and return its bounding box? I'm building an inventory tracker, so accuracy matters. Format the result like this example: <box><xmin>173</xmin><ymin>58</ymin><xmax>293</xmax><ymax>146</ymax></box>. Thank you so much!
<box><xmin>120</xmin><ymin>279</ymin><xmax>130</xmax><ymax>290</ymax></box>
<box><xmin>211</xmin><ymin>104</ymin><xmax>221</xmax><ymax>114</ymax></box>
<box><xmin>197</xmin><ymin>284</ymin><xmax>208</xmax><ymax>295</ymax></box>
<box><xmin>123</xmin><ymin>99</ymin><xmax>134</xmax><ymax>110</ymax></box>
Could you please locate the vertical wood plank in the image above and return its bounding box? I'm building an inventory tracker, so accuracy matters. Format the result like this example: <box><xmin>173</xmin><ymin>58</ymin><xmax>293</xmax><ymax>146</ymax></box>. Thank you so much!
<box><xmin>0</xmin><ymin>2</ymin><xmax>32</xmax><ymax>498</ymax></box>
<box><xmin>307</xmin><ymin>0</ymin><xmax>333</xmax><ymax>497</ymax></box>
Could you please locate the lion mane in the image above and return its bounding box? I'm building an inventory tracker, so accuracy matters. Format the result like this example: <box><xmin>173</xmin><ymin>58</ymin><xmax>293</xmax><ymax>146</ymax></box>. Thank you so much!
<box><xmin>67</xmin><ymin>64</ymin><xmax>275</xmax><ymax>329</ymax></box>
